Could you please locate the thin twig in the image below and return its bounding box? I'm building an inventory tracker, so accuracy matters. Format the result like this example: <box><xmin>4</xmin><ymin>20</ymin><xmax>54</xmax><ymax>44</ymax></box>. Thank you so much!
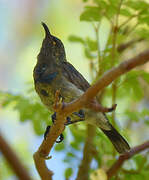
<box><xmin>117</xmin><ymin>38</ymin><xmax>144</xmax><ymax>53</ymax></box>
<box><xmin>111</xmin><ymin>0</ymin><xmax>123</xmax><ymax>127</ymax></box>
<box><xmin>76</xmin><ymin>125</ymin><xmax>96</xmax><ymax>180</ymax></box>
<box><xmin>107</xmin><ymin>140</ymin><xmax>149</xmax><ymax>179</ymax></box>
<box><xmin>119</xmin><ymin>14</ymin><xmax>138</xmax><ymax>29</ymax></box>
<box><xmin>0</xmin><ymin>133</ymin><xmax>32</xmax><ymax>180</ymax></box>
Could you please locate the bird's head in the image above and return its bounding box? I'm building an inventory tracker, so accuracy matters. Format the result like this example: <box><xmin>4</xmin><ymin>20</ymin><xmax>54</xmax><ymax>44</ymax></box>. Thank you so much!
<box><xmin>38</xmin><ymin>22</ymin><xmax>66</xmax><ymax>64</ymax></box>
<box><xmin>34</xmin><ymin>23</ymin><xmax>65</xmax><ymax>83</ymax></box>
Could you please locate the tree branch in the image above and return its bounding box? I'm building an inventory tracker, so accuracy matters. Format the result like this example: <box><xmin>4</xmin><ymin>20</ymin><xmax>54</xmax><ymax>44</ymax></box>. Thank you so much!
<box><xmin>117</xmin><ymin>38</ymin><xmax>144</xmax><ymax>53</ymax></box>
<box><xmin>107</xmin><ymin>140</ymin><xmax>149</xmax><ymax>179</ymax></box>
<box><xmin>0</xmin><ymin>132</ymin><xmax>32</xmax><ymax>180</ymax></box>
<box><xmin>76</xmin><ymin>125</ymin><xmax>96</xmax><ymax>180</ymax></box>
<box><xmin>33</xmin><ymin>91</ymin><xmax>66</xmax><ymax>180</ymax></box>
<box><xmin>62</xmin><ymin>49</ymin><xmax>149</xmax><ymax>115</ymax></box>
<box><xmin>33</xmin><ymin>49</ymin><xmax>149</xmax><ymax>179</ymax></box>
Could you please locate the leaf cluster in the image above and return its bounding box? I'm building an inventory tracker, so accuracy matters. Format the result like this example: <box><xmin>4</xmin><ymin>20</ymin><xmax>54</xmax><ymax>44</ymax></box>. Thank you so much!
<box><xmin>0</xmin><ymin>91</ymin><xmax>51</xmax><ymax>135</ymax></box>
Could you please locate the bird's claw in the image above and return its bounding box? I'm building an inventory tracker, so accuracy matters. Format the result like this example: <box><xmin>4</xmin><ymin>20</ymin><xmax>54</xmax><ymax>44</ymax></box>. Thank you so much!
<box><xmin>73</xmin><ymin>109</ymin><xmax>85</xmax><ymax>119</ymax></box>
<box><xmin>44</xmin><ymin>125</ymin><xmax>51</xmax><ymax>140</ymax></box>
<box><xmin>47</xmin><ymin>110</ymin><xmax>85</xmax><ymax>143</ymax></box>
<box><xmin>56</xmin><ymin>133</ymin><xmax>64</xmax><ymax>143</ymax></box>
<box><xmin>51</xmin><ymin>112</ymin><xmax>75</xmax><ymax>126</ymax></box>
<box><xmin>51</xmin><ymin>112</ymin><xmax>57</xmax><ymax>124</ymax></box>
<box><xmin>44</xmin><ymin>125</ymin><xmax>64</xmax><ymax>143</ymax></box>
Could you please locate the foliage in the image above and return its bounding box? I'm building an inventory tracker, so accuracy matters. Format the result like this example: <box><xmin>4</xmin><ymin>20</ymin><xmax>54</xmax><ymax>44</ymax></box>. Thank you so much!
<box><xmin>0</xmin><ymin>91</ymin><xmax>52</xmax><ymax>135</ymax></box>
<box><xmin>1</xmin><ymin>0</ymin><xmax>149</xmax><ymax>179</ymax></box>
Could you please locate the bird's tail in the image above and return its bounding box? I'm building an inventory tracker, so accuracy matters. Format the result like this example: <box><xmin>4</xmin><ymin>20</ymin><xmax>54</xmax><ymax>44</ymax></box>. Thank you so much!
<box><xmin>101</xmin><ymin>123</ymin><xmax>130</xmax><ymax>154</ymax></box>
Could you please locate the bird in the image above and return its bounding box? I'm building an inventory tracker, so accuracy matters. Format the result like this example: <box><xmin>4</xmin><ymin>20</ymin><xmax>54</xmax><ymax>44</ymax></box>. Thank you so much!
<box><xmin>33</xmin><ymin>22</ymin><xmax>130</xmax><ymax>154</ymax></box>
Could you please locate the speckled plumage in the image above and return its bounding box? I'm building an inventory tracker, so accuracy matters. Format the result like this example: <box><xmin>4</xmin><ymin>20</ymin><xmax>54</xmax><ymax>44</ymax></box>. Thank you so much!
<box><xmin>33</xmin><ymin>22</ymin><xmax>130</xmax><ymax>153</ymax></box>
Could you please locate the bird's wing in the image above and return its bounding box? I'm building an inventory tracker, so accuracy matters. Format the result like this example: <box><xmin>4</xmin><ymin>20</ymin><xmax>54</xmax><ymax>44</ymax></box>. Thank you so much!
<box><xmin>61</xmin><ymin>61</ymin><xmax>90</xmax><ymax>92</ymax></box>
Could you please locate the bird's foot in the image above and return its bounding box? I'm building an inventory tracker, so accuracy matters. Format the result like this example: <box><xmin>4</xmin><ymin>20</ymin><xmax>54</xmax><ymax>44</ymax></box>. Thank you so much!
<box><xmin>50</xmin><ymin>112</ymin><xmax>66</xmax><ymax>143</ymax></box>
<box><xmin>44</xmin><ymin>125</ymin><xmax>64</xmax><ymax>143</ymax></box>
<box><xmin>56</xmin><ymin>133</ymin><xmax>64</xmax><ymax>143</ymax></box>
<box><xmin>65</xmin><ymin>109</ymin><xmax>85</xmax><ymax>125</ymax></box>
<box><xmin>51</xmin><ymin>112</ymin><xmax>57</xmax><ymax>124</ymax></box>
<box><xmin>65</xmin><ymin>118</ymin><xmax>84</xmax><ymax>125</ymax></box>
<box><xmin>44</xmin><ymin>125</ymin><xmax>51</xmax><ymax>140</ymax></box>
<box><xmin>52</xmin><ymin>112</ymin><xmax>84</xmax><ymax>126</ymax></box>
<box><xmin>48</xmin><ymin>111</ymin><xmax>85</xmax><ymax>143</ymax></box>
<box><xmin>73</xmin><ymin>109</ymin><xmax>85</xmax><ymax>119</ymax></box>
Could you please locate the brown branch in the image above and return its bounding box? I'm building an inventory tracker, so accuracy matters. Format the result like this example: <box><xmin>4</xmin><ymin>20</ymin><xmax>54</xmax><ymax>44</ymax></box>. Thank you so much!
<box><xmin>0</xmin><ymin>132</ymin><xmax>32</xmax><ymax>180</ymax></box>
<box><xmin>33</xmin><ymin>91</ymin><xmax>66</xmax><ymax>180</ymax></box>
<box><xmin>76</xmin><ymin>91</ymin><xmax>106</xmax><ymax>180</ymax></box>
<box><xmin>117</xmin><ymin>38</ymin><xmax>144</xmax><ymax>53</ymax></box>
<box><xmin>33</xmin><ymin>49</ymin><xmax>149</xmax><ymax>179</ymax></box>
<box><xmin>76</xmin><ymin>125</ymin><xmax>96</xmax><ymax>180</ymax></box>
<box><xmin>62</xmin><ymin>49</ymin><xmax>149</xmax><ymax>115</ymax></box>
<box><xmin>107</xmin><ymin>140</ymin><xmax>149</xmax><ymax>179</ymax></box>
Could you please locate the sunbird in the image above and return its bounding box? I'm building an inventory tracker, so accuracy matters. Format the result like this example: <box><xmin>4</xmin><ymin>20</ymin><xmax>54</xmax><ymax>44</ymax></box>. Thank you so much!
<box><xmin>33</xmin><ymin>22</ymin><xmax>130</xmax><ymax>153</ymax></box>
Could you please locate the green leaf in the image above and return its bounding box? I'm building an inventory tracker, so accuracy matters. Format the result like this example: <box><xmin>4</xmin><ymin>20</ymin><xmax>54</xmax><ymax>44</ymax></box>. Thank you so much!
<box><xmin>125</xmin><ymin>70</ymin><xmax>141</xmax><ymax>79</ymax></box>
<box><xmin>84</xmin><ymin>48</ymin><xmax>96</xmax><ymax>59</ymax></box>
<box><xmin>67</xmin><ymin>152</ymin><xmax>76</xmax><ymax>158</ymax></box>
<box><xmin>124</xmin><ymin>173</ymin><xmax>145</xmax><ymax>180</ymax></box>
<box><xmin>133</xmin><ymin>154</ymin><xmax>146</xmax><ymax>170</ymax></box>
<box><xmin>139</xmin><ymin>15</ymin><xmax>149</xmax><ymax>25</ymax></box>
<box><xmin>106</xmin><ymin>1</ymin><xmax>118</xmax><ymax>17</ymax></box>
<box><xmin>70</xmin><ymin>141</ymin><xmax>81</xmax><ymax>150</ymax></box>
<box><xmin>141</xmin><ymin>109</ymin><xmax>149</xmax><ymax>116</ymax></box>
<box><xmin>125</xmin><ymin>110</ymin><xmax>140</xmax><ymax>122</ymax></box>
<box><xmin>86</xmin><ymin>37</ymin><xmax>97</xmax><ymax>51</ymax></box>
<box><xmin>94</xmin><ymin>0</ymin><xmax>107</xmax><ymax>7</ymax></box>
<box><xmin>120</xmin><ymin>8</ymin><xmax>132</xmax><ymax>17</ymax></box>
<box><xmin>137</xmin><ymin>28</ymin><xmax>149</xmax><ymax>39</ymax></box>
<box><xmin>80</xmin><ymin>6</ymin><xmax>101</xmax><ymax>22</ymax></box>
<box><xmin>0</xmin><ymin>92</ymin><xmax>51</xmax><ymax>135</ymax></box>
<box><xmin>141</xmin><ymin>71</ymin><xmax>149</xmax><ymax>84</ymax></box>
<box><xmin>121</xmin><ymin>71</ymin><xmax>144</xmax><ymax>101</ymax></box>
<box><xmin>131</xmin><ymin>79</ymin><xmax>143</xmax><ymax>101</ymax></box>
<box><xmin>126</xmin><ymin>1</ymin><xmax>148</xmax><ymax>10</ymax></box>
<box><xmin>109</xmin><ymin>0</ymin><xmax>120</xmax><ymax>4</ymax></box>
<box><xmin>64</xmin><ymin>168</ymin><xmax>73</xmax><ymax>178</ymax></box>
<box><xmin>98</xmin><ymin>17</ymin><xmax>111</xmax><ymax>52</ymax></box>
<box><xmin>32</xmin><ymin>118</ymin><xmax>45</xmax><ymax>135</ymax></box>
<box><xmin>54</xmin><ymin>142</ymin><xmax>65</xmax><ymax>151</ymax></box>
<box><xmin>68</xmin><ymin>35</ymin><xmax>84</xmax><ymax>44</ymax></box>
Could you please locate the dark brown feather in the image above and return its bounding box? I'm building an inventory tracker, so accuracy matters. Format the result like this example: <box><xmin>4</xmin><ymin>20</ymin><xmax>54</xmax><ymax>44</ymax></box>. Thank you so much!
<box><xmin>61</xmin><ymin>61</ymin><xmax>90</xmax><ymax>92</ymax></box>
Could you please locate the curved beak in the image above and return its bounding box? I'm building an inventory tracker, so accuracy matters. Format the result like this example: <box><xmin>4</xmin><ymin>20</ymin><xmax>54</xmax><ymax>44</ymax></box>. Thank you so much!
<box><xmin>41</xmin><ymin>22</ymin><xmax>51</xmax><ymax>38</ymax></box>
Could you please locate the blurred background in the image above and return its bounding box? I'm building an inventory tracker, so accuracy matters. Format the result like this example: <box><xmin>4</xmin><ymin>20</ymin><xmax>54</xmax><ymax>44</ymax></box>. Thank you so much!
<box><xmin>0</xmin><ymin>0</ymin><xmax>149</xmax><ymax>180</ymax></box>
<box><xmin>0</xmin><ymin>0</ymin><xmax>91</xmax><ymax>179</ymax></box>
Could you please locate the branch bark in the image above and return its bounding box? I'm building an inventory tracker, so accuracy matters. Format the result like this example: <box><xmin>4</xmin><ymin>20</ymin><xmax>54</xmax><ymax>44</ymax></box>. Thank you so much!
<box><xmin>62</xmin><ymin>49</ymin><xmax>149</xmax><ymax>115</ymax></box>
<box><xmin>117</xmin><ymin>38</ymin><xmax>144</xmax><ymax>53</ymax></box>
<box><xmin>76</xmin><ymin>91</ymin><xmax>105</xmax><ymax>180</ymax></box>
<box><xmin>107</xmin><ymin>140</ymin><xmax>149</xmax><ymax>179</ymax></box>
<box><xmin>76</xmin><ymin>125</ymin><xmax>96</xmax><ymax>180</ymax></box>
<box><xmin>33</xmin><ymin>91</ymin><xmax>66</xmax><ymax>180</ymax></box>
<box><xmin>0</xmin><ymin>132</ymin><xmax>32</xmax><ymax>180</ymax></box>
<box><xmin>33</xmin><ymin>49</ymin><xmax>149</xmax><ymax>179</ymax></box>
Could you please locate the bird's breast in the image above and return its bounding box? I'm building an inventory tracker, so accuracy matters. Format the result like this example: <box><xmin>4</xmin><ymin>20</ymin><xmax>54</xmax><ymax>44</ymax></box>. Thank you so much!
<box><xmin>34</xmin><ymin>72</ymin><xmax>58</xmax><ymax>84</ymax></box>
<box><xmin>34</xmin><ymin>81</ymin><xmax>55</xmax><ymax>111</ymax></box>
<box><xmin>34</xmin><ymin>74</ymin><xmax>84</xmax><ymax>111</ymax></box>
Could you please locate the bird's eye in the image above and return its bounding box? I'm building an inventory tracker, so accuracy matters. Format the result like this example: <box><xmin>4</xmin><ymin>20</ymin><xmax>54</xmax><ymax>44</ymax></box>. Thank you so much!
<box><xmin>41</xmin><ymin>64</ymin><xmax>47</xmax><ymax>71</ymax></box>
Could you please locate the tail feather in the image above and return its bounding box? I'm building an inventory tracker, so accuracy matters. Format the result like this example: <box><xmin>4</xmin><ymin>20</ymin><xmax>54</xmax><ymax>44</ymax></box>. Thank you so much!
<box><xmin>101</xmin><ymin>124</ymin><xmax>130</xmax><ymax>154</ymax></box>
